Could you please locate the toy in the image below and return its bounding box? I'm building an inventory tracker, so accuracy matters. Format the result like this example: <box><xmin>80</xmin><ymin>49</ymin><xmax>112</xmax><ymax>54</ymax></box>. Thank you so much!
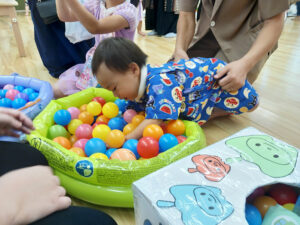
<box><xmin>80</xmin><ymin>104</ymin><xmax>87</xmax><ymax>112</ymax></box>
<box><xmin>67</xmin><ymin>107</ymin><xmax>81</xmax><ymax>119</ymax></box>
<box><xmin>96</xmin><ymin>115</ymin><xmax>110</xmax><ymax>124</ymax></box>
<box><xmin>29</xmin><ymin>92</ymin><xmax>39</xmax><ymax>101</ymax></box>
<box><xmin>245</xmin><ymin>204</ymin><xmax>262</xmax><ymax>225</ymax></box>
<box><xmin>54</xmin><ymin>109</ymin><xmax>72</xmax><ymax>126</ymax></box>
<box><xmin>269</xmin><ymin>183</ymin><xmax>298</xmax><ymax>205</ymax></box>
<box><xmin>106</xmin><ymin>130</ymin><xmax>125</xmax><ymax>148</ymax></box>
<box><xmin>0</xmin><ymin>98</ymin><xmax>12</xmax><ymax>107</ymax></box>
<box><xmin>137</xmin><ymin>137</ymin><xmax>159</xmax><ymax>159</ymax></box>
<box><xmin>131</xmin><ymin>115</ymin><xmax>145</xmax><ymax>126</ymax></box>
<box><xmin>108</xmin><ymin>117</ymin><xmax>127</xmax><ymax>131</ymax></box>
<box><xmin>47</xmin><ymin>125</ymin><xmax>69</xmax><ymax>139</ymax></box>
<box><xmin>22</xmin><ymin>87</ymin><xmax>35</xmax><ymax>96</ymax></box>
<box><xmin>5</xmin><ymin>89</ymin><xmax>19</xmax><ymax>100</ymax></box>
<box><xmin>92</xmin><ymin>124</ymin><xmax>111</xmax><ymax>141</ymax></box>
<box><xmin>123</xmin><ymin>109</ymin><xmax>137</xmax><ymax>123</ymax></box>
<box><xmin>15</xmin><ymin>93</ymin><xmax>29</xmax><ymax>101</ymax></box>
<box><xmin>87</xmin><ymin>101</ymin><xmax>102</xmax><ymax>116</ymax></box>
<box><xmin>92</xmin><ymin>97</ymin><xmax>106</xmax><ymax>106</ymax></box>
<box><xmin>84</xmin><ymin>138</ymin><xmax>106</xmax><ymax>157</ymax></box>
<box><xmin>67</xmin><ymin>119</ymin><xmax>83</xmax><ymax>135</ymax></box>
<box><xmin>114</xmin><ymin>99</ymin><xmax>127</xmax><ymax>113</ymax></box>
<box><xmin>143</xmin><ymin>124</ymin><xmax>164</xmax><ymax>141</ymax></box>
<box><xmin>3</xmin><ymin>84</ymin><xmax>14</xmax><ymax>90</ymax></box>
<box><xmin>247</xmin><ymin>187</ymin><xmax>265</xmax><ymax>203</ymax></box>
<box><xmin>69</xmin><ymin>135</ymin><xmax>78</xmax><ymax>145</ymax></box>
<box><xmin>110</xmin><ymin>149</ymin><xmax>136</xmax><ymax>161</ymax></box>
<box><xmin>73</xmin><ymin>139</ymin><xmax>89</xmax><ymax>150</ymax></box>
<box><xmin>14</xmin><ymin>85</ymin><xmax>24</xmax><ymax>92</ymax></box>
<box><xmin>70</xmin><ymin>147</ymin><xmax>86</xmax><ymax>157</ymax></box>
<box><xmin>123</xmin><ymin>123</ymin><xmax>136</xmax><ymax>135</ymax></box>
<box><xmin>53</xmin><ymin>137</ymin><xmax>72</xmax><ymax>149</ymax></box>
<box><xmin>75</xmin><ymin>124</ymin><xmax>93</xmax><ymax>139</ymax></box>
<box><xmin>123</xmin><ymin>139</ymin><xmax>139</xmax><ymax>159</ymax></box>
<box><xmin>283</xmin><ymin>203</ymin><xmax>295</xmax><ymax>211</ymax></box>
<box><xmin>177</xmin><ymin>135</ymin><xmax>187</xmax><ymax>143</ymax></box>
<box><xmin>105</xmin><ymin>148</ymin><xmax>117</xmax><ymax>158</ymax></box>
<box><xmin>78</xmin><ymin>111</ymin><xmax>94</xmax><ymax>124</ymax></box>
<box><xmin>262</xmin><ymin>204</ymin><xmax>300</xmax><ymax>225</ymax></box>
<box><xmin>159</xmin><ymin>134</ymin><xmax>179</xmax><ymax>152</ymax></box>
<box><xmin>253</xmin><ymin>196</ymin><xmax>277</xmax><ymax>218</ymax></box>
<box><xmin>0</xmin><ymin>89</ymin><xmax>7</xmax><ymax>98</ymax></box>
<box><xmin>166</xmin><ymin>120</ymin><xmax>185</xmax><ymax>136</ymax></box>
<box><xmin>90</xmin><ymin>153</ymin><xmax>108</xmax><ymax>160</ymax></box>
<box><xmin>12</xmin><ymin>98</ymin><xmax>27</xmax><ymax>109</ymax></box>
<box><xmin>102</xmin><ymin>102</ymin><xmax>119</xmax><ymax>118</ymax></box>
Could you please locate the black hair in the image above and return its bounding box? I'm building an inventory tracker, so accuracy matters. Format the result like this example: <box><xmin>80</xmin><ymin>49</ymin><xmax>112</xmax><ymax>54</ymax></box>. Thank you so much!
<box><xmin>91</xmin><ymin>37</ymin><xmax>148</xmax><ymax>75</ymax></box>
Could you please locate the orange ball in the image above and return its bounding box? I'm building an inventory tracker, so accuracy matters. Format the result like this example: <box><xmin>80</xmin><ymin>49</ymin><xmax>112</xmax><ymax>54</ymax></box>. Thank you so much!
<box><xmin>253</xmin><ymin>196</ymin><xmax>277</xmax><ymax>218</ymax></box>
<box><xmin>110</xmin><ymin>148</ymin><xmax>136</xmax><ymax>161</ymax></box>
<box><xmin>53</xmin><ymin>136</ymin><xmax>71</xmax><ymax>149</ymax></box>
<box><xmin>70</xmin><ymin>147</ymin><xmax>86</xmax><ymax>157</ymax></box>
<box><xmin>166</xmin><ymin>120</ymin><xmax>185</xmax><ymax>136</ymax></box>
<box><xmin>106</xmin><ymin>130</ymin><xmax>125</xmax><ymax>148</ymax></box>
<box><xmin>69</xmin><ymin>135</ymin><xmax>78</xmax><ymax>145</ymax></box>
<box><xmin>96</xmin><ymin>115</ymin><xmax>110</xmax><ymax>124</ymax></box>
<box><xmin>78</xmin><ymin>111</ymin><xmax>94</xmax><ymax>124</ymax></box>
<box><xmin>80</xmin><ymin>104</ymin><xmax>87</xmax><ymax>112</ymax></box>
<box><xmin>131</xmin><ymin>114</ymin><xmax>145</xmax><ymax>126</ymax></box>
<box><xmin>123</xmin><ymin>123</ymin><xmax>136</xmax><ymax>135</ymax></box>
<box><xmin>143</xmin><ymin>124</ymin><xmax>164</xmax><ymax>141</ymax></box>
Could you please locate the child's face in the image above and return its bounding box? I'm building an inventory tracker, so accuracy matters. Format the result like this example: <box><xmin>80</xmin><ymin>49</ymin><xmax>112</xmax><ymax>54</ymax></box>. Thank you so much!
<box><xmin>95</xmin><ymin>62</ymin><xmax>140</xmax><ymax>101</ymax></box>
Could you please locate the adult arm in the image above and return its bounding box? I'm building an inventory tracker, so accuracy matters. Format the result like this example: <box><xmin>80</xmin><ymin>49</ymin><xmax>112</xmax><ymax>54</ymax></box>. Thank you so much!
<box><xmin>56</xmin><ymin>0</ymin><xmax>78</xmax><ymax>22</ymax></box>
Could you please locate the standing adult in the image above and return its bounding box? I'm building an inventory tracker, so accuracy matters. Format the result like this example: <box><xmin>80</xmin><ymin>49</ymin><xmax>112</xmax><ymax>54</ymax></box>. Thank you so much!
<box><xmin>173</xmin><ymin>0</ymin><xmax>289</xmax><ymax>93</ymax></box>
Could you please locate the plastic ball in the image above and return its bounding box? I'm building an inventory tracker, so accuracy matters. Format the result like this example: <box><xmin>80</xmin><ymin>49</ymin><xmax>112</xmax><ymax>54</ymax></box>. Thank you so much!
<box><xmin>47</xmin><ymin>125</ymin><xmax>69</xmax><ymax>139</ymax></box>
<box><xmin>84</xmin><ymin>138</ymin><xmax>106</xmax><ymax>157</ymax></box>
<box><xmin>29</xmin><ymin>92</ymin><xmax>39</xmax><ymax>101</ymax></box>
<box><xmin>67</xmin><ymin>107</ymin><xmax>81</xmax><ymax>120</ymax></box>
<box><xmin>123</xmin><ymin>139</ymin><xmax>139</xmax><ymax>158</ymax></box>
<box><xmin>123</xmin><ymin>123</ymin><xmax>136</xmax><ymax>135</ymax></box>
<box><xmin>0</xmin><ymin>89</ymin><xmax>7</xmax><ymax>98</ymax></box>
<box><xmin>73</xmin><ymin>139</ymin><xmax>89</xmax><ymax>150</ymax></box>
<box><xmin>177</xmin><ymin>135</ymin><xmax>187</xmax><ymax>143</ymax></box>
<box><xmin>67</xmin><ymin>119</ymin><xmax>83</xmax><ymax>134</ymax></box>
<box><xmin>53</xmin><ymin>136</ymin><xmax>72</xmax><ymax>149</ymax></box>
<box><xmin>105</xmin><ymin>148</ymin><xmax>117</xmax><ymax>158</ymax></box>
<box><xmin>137</xmin><ymin>137</ymin><xmax>159</xmax><ymax>159</ymax></box>
<box><xmin>253</xmin><ymin>196</ymin><xmax>277</xmax><ymax>218</ymax></box>
<box><xmin>3</xmin><ymin>84</ymin><xmax>14</xmax><ymax>90</ymax></box>
<box><xmin>269</xmin><ymin>183</ymin><xmax>298</xmax><ymax>205</ymax></box>
<box><xmin>166</xmin><ymin>120</ymin><xmax>185</xmax><ymax>136</ymax></box>
<box><xmin>80</xmin><ymin>104</ymin><xmax>87</xmax><ymax>112</ymax></box>
<box><xmin>14</xmin><ymin>85</ymin><xmax>25</xmax><ymax>92</ymax></box>
<box><xmin>12</xmin><ymin>98</ymin><xmax>27</xmax><ymax>109</ymax></box>
<box><xmin>283</xmin><ymin>203</ymin><xmax>295</xmax><ymax>211</ymax></box>
<box><xmin>159</xmin><ymin>134</ymin><xmax>178</xmax><ymax>152</ymax></box>
<box><xmin>131</xmin><ymin>114</ymin><xmax>145</xmax><ymax>126</ymax></box>
<box><xmin>5</xmin><ymin>89</ymin><xmax>19</xmax><ymax>100</ymax></box>
<box><xmin>106</xmin><ymin>130</ymin><xmax>125</xmax><ymax>148</ymax></box>
<box><xmin>69</xmin><ymin>135</ymin><xmax>78</xmax><ymax>145</ymax></box>
<box><xmin>15</xmin><ymin>93</ymin><xmax>29</xmax><ymax>101</ymax></box>
<box><xmin>123</xmin><ymin>109</ymin><xmax>137</xmax><ymax>123</ymax></box>
<box><xmin>92</xmin><ymin>121</ymin><xmax>106</xmax><ymax>129</ymax></box>
<box><xmin>108</xmin><ymin>117</ymin><xmax>127</xmax><ymax>131</ymax></box>
<box><xmin>245</xmin><ymin>204</ymin><xmax>262</xmax><ymax>225</ymax></box>
<box><xmin>54</xmin><ymin>109</ymin><xmax>72</xmax><ymax>126</ymax></box>
<box><xmin>90</xmin><ymin>153</ymin><xmax>108</xmax><ymax>160</ymax></box>
<box><xmin>102</xmin><ymin>102</ymin><xmax>119</xmax><ymax>119</ymax></box>
<box><xmin>247</xmin><ymin>187</ymin><xmax>265</xmax><ymax>203</ymax></box>
<box><xmin>22</xmin><ymin>88</ymin><xmax>35</xmax><ymax>95</ymax></box>
<box><xmin>70</xmin><ymin>147</ymin><xmax>86</xmax><ymax>157</ymax></box>
<box><xmin>92</xmin><ymin>97</ymin><xmax>106</xmax><ymax>106</ymax></box>
<box><xmin>75</xmin><ymin>124</ymin><xmax>93</xmax><ymax>139</ymax></box>
<box><xmin>143</xmin><ymin>124</ymin><xmax>164</xmax><ymax>141</ymax></box>
<box><xmin>96</xmin><ymin>115</ymin><xmax>110</xmax><ymax>124</ymax></box>
<box><xmin>0</xmin><ymin>98</ymin><xmax>12</xmax><ymax>107</ymax></box>
<box><xmin>110</xmin><ymin>148</ymin><xmax>136</xmax><ymax>161</ymax></box>
<box><xmin>92</xmin><ymin>124</ymin><xmax>111</xmax><ymax>141</ymax></box>
<box><xmin>114</xmin><ymin>99</ymin><xmax>128</xmax><ymax>113</ymax></box>
<box><xmin>78</xmin><ymin>111</ymin><xmax>94</xmax><ymax>124</ymax></box>
<box><xmin>87</xmin><ymin>101</ymin><xmax>102</xmax><ymax>116</ymax></box>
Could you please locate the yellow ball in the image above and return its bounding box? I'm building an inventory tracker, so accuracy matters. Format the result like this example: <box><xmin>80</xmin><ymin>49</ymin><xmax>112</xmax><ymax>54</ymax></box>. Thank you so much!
<box><xmin>87</xmin><ymin>101</ymin><xmax>102</xmax><ymax>116</ymax></box>
<box><xmin>123</xmin><ymin>123</ymin><xmax>136</xmax><ymax>135</ymax></box>
<box><xmin>92</xmin><ymin>124</ymin><xmax>111</xmax><ymax>141</ymax></box>
<box><xmin>283</xmin><ymin>203</ymin><xmax>295</xmax><ymax>211</ymax></box>
<box><xmin>67</xmin><ymin>119</ymin><xmax>83</xmax><ymax>134</ymax></box>
<box><xmin>102</xmin><ymin>102</ymin><xmax>119</xmax><ymax>119</ymax></box>
<box><xmin>131</xmin><ymin>114</ymin><xmax>145</xmax><ymax>126</ymax></box>
<box><xmin>106</xmin><ymin>130</ymin><xmax>125</xmax><ymax>148</ymax></box>
<box><xmin>89</xmin><ymin>153</ymin><xmax>108</xmax><ymax>160</ymax></box>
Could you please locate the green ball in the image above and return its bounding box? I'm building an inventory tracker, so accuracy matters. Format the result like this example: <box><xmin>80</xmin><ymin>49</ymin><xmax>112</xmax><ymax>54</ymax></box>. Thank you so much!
<box><xmin>47</xmin><ymin>125</ymin><xmax>69</xmax><ymax>140</ymax></box>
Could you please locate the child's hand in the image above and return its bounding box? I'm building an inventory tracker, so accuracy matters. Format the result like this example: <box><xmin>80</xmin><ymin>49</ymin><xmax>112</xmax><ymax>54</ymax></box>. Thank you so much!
<box><xmin>125</xmin><ymin>119</ymin><xmax>163</xmax><ymax>140</ymax></box>
<box><xmin>0</xmin><ymin>107</ymin><xmax>34</xmax><ymax>137</ymax></box>
<box><xmin>0</xmin><ymin>166</ymin><xmax>71</xmax><ymax>225</ymax></box>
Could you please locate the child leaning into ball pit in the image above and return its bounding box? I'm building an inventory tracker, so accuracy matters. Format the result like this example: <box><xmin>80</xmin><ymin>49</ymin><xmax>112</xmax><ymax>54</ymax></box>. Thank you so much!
<box><xmin>91</xmin><ymin>37</ymin><xmax>259</xmax><ymax>140</ymax></box>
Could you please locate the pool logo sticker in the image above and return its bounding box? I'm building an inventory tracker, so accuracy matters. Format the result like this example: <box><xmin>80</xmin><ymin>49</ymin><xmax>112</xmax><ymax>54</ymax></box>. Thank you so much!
<box><xmin>225</xmin><ymin>135</ymin><xmax>298</xmax><ymax>178</ymax></box>
<box><xmin>75</xmin><ymin>160</ymin><xmax>93</xmax><ymax>177</ymax></box>
<box><xmin>157</xmin><ymin>185</ymin><xmax>234</xmax><ymax>225</ymax></box>
<box><xmin>188</xmin><ymin>155</ymin><xmax>231</xmax><ymax>182</ymax></box>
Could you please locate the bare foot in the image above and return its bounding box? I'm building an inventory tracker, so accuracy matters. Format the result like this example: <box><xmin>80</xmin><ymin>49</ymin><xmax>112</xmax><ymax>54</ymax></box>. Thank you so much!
<box><xmin>209</xmin><ymin>108</ymin><xmax>232</xmax><ymax>120</ymax></box>
<box><xmin>138</xmin><ymin>30</ymin><xmax>146</xmax><ymax>36</ymax></box>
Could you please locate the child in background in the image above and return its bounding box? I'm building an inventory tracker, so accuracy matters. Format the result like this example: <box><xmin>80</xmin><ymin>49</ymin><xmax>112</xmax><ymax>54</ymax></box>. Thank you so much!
<box><xmin>54</xmin><ymin>0</ymin><xmax>137</xmax><ymax>98</ymax></box>
<box><xmin>137</xmin><ymin>0</ymin><xmax>146</xmax><ymax>36</ymax></box>
<box><xmin>91</xmin><ymin>37</ymin><xmax>259</xmax><ymax>140</ymax></box>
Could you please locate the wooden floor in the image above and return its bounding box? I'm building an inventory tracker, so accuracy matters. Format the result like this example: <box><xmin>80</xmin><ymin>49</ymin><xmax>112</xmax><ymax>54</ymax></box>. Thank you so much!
<box><xmin>1</xmin><ymin>13</ymin><xmax>300</xmax><ymax>225</ymax></box>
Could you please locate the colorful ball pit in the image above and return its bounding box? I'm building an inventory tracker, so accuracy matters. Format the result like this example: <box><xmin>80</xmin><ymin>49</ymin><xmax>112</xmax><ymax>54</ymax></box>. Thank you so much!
<box><xmin>27</xmin><ymin>88</ymin><xmax>206</xmax><ymax>207</ymax></box>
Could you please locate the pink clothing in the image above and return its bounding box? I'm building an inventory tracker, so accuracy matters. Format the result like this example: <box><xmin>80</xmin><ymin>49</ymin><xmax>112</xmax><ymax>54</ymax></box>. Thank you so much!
<box><xmin>57</xmin><ymin>0</ymin><xmax>137</xmax><ymax>95</ymax></box>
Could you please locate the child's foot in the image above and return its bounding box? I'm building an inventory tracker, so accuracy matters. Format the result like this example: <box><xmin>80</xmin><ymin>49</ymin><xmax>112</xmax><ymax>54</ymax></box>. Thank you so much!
<box><xmin>138</xmin><ymin>30</ymin><xmax>146</xmax><ymax>36</ymax></box>
<box><xmin>209</xmin><ymin>108</ymin><xmax>231</xmax><ymax>120</ymax></box>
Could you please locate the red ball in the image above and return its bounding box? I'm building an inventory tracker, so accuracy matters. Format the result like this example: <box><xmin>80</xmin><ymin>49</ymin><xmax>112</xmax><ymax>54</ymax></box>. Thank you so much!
<box><xmin>137</xmin><ymin>137</ymin><xmax>159</xmax><ymax>159</ymax></box>
<box><xmin>269</xmin><ymin>183</ymin><xmax>298</xmax><ymax>205</ymax></box>
<box><xmin>93</xmin><ymin>97</ymin><xmax>106</xmax><ymax>106</ymax></box>
<box><xmin>177</xmin><ymin>135</ymin><xmax>187</xmax><ymax>144</ymax></box>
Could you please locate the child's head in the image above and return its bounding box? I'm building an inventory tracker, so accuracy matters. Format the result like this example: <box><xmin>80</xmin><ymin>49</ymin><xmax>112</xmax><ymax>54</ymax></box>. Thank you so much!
<box><xmin>92</xmin><ymin>37</ymin><xmax>147</xmax><ymax>100</ymax></box>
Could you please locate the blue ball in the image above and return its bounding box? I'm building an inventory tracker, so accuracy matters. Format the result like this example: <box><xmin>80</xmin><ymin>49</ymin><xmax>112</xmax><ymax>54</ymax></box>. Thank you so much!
<box><xmin>12</xmin><ymin>98</ymin><xmax>27</xmax><ymax>109</ymax></box>
<box><xmin>123</xmin><ymin>139</ymin><xmax>140</xmax><ymax>158</ymax></box>
<box><xmin>108</xmin><ymin>117</ymin><xmax>127</xmax><ymax>130</ymax></box>
<box><xmin>0</xmin><ymin>89</ymin><xmax>7</xmax><ymax>98</ymax></box>
<box><xmin>54</xmin><ymin>109</ymin><xmax>72</xmax><ymax>126</ymax></box>
<box><xmin>14</xmin><ymin>85</ymin><xmax>25</xmax><ymax>92</ymax></box>
<box><xmin>22</xmin><ymin>88</ymin><xmax>35</xmax><ymax>95</ymax></box>
<box><xmin>105</xmin><ymin>148</ymin><xmax>117</xmax><ymax>158</ymax></box>
<box><xmin>29</xmin><ymin>92</ymin><xmax>39</xmax><ymax>101</ymax></box>
<box><xmin>84</xmin><ymin>138</ymin><xmax>106</xmax><ymax>157</ymax></box>
<box><xmin>159</xmin><ymin>134</ymin><xmax>179</xmax><ymax>152</ymax></box>
<box><xmin>245</xmin><ymin>204</ymin><xmax>262</xmax><ymax>225</ymax></box>
<box><xmin>0</xmin><ymin>98</ymin><xmax>12</xmax><ymax>107</ymax></box>
<box><xmin>114</xmin><ymin>99</ymin><xmax>128</xmax><ymax>113</ymax></box>
<box><xmin>16</xmin><ymin>93</ymin><xmax>29</xmax><ymax>101</ymax></box>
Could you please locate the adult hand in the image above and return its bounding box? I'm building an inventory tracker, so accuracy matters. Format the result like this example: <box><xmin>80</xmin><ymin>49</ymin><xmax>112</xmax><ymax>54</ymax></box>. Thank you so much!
<box><xmin>0</xmin><ymin>107</ymin><xmax>34</xmax><ymax>137</ymax></box>
<box><xmin>0</xmin><ymin>166</ymin><xmax>71</xmax><ymax>225</ymax></box>
<box><xmin>214</xmin><ymin>59</ymin><xmax>251</xmax><ymax>92</ymax></box>
<box><xmin>171</xmin><ymin>49</ymin><xmax>189</xmax><ymax>62</ymax></box>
